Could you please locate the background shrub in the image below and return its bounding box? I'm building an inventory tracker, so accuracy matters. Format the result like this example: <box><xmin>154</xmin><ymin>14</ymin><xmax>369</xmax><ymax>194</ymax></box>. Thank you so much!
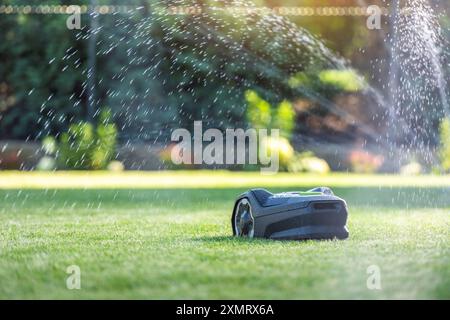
<box><xmin>58</xmin><ymin>108</ymin><xmax>117</xmax><ymax>170</ymax></box>
<box><xmin>439</xmin><ymin>118</ymin><xmax>450</xmax><ymax>172</ymax></box>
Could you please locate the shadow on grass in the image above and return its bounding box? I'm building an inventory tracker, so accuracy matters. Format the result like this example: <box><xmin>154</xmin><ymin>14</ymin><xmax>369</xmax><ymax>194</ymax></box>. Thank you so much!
<box><xmin>192</xmin><ymin>235</ymin><xmax>285</xmax><ymax>246</ymax></box>
<box><xmin>193</xmin><ymin>235</ymin><xmax>241</xmax><ymax>243</ymax></box>
<box><xmin>193</xmin><ymin>235</ymin><xmax>292</xmax><ymax>244</ymax></box>
<box><xmin>192</xmin><ymin>235</ymin><xmax>342</xmax><ymax>245</ymax></box>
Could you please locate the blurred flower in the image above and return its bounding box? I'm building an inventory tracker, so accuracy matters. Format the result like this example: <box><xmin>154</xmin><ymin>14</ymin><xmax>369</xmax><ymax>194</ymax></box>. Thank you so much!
<box><xmin>299</xmin><ymin>157</ymin><xmax>330</xmax><ymax>174</ymax></box>
<box><xmin>349</xmin><ymin>149</ymin><xmax>384</xmax><ymax>173</ymax></box>
<box><xmin>107</xmin><ymin>160</ymin><xmax>124</xmax><ymax>172</ymax></box>
<box><xmin>400</xmin><ymin>161</ymin><xmax>422</xmax><ymax>175</ymax></box>
<box><xmin>260</xmin><ymin>136</ymin><xmax>294</xmax><ymax>169</ymax></box>
<box><xmin>288</xmin><ymin>152</ymin><xmax>330</xmax><ymax>174</ymax></box>
<box><xmin>36</xmin><ymin>156</ymin><xmax>56</xmax><ymax>171</ymax></box>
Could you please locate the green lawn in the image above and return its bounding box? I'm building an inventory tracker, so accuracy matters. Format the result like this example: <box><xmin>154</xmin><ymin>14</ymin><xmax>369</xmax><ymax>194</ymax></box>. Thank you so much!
<box><xmin>0</xmin><ymin>171</ymin><xmax>449</xmax><ymax>299</ymax></box>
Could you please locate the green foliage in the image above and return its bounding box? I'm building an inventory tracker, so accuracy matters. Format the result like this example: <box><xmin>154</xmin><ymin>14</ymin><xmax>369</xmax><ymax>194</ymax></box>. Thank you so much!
<box><xmin>289</xmin><ymin>69</ymin><xmax>366</xmax><ymax>94</ymax></box>
<box><xmin>438</xmin><ymin>118</ymin><xmax>450</xmax><ymax>172</ymax></box>
<box><xmin>92</xmin><ymin>112</ymin><xmax>117</xmax><ymax>170</ymax></box>
<box><xmin>245</xmin><ymin>90</ymin><xmax>272</xmax><ymax>128</ymax></box>
<box><xmin>58</xmin><ymin>108</ymin><xmax>117</xmax><ymax>170</ymax></box>
<box><xmin>59</xmin><ymin>122</ymin><xmax>95</xmax><ymax>170</ymax></box>
<box><xmin>287</xmin><ymin>72</ymin><xmax>311</xmax><ymax>88</ymax></box>
<box><xmin>273</xmin><ymin>100</ymin><xmax>296</xmax><ymax>139</ymax></box>
<box><xmin>318</xmin><ymin>69</ymin><xmax>365</xmax><ymax>92</ymax></box>
<box><xmin>245</xmin><ymin>90</ymin><xmax>297</xmax><ymax>171</ymax></box>
<box><xmin>245</xmin><ymin>90</ymin><xmax>295</xmax><ymax>139</ymax></box>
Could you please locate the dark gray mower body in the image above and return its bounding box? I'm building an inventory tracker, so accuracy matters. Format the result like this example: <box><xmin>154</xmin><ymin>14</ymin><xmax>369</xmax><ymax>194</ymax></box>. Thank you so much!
<box><xmin>231</xmin><ymin>188</ymin><xmax>349</xmax><ymax>240</ymax></box>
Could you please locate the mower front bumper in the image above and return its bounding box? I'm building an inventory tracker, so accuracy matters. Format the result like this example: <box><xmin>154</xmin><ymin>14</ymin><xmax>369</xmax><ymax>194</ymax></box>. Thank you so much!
<box><xmin>254</xmin><ymin>201</ymin><xmax>349</xmax><ymax>240</ymax></box>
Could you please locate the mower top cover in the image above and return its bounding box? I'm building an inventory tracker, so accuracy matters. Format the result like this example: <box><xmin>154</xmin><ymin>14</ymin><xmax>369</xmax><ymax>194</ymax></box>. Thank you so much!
<box><xmin>232</xmin><ymin>187</ymin><xmax>349</xmax><ymax>240</ymax></box>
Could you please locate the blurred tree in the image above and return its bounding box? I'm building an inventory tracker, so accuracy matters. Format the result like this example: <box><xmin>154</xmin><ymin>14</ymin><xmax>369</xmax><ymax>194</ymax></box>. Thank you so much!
<box><xmin>0</xmin><ymin>0</ymin><xmax>381</xmax><ymax>144</ymax></box>
<box><xmin>0</xmin><ymin>1</ymin><xmax>86</xmax><ymax>140</ymax></box>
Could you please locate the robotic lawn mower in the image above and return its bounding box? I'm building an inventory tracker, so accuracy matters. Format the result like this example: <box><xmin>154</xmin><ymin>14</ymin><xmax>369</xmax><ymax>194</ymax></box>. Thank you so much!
<box><xmin>232</xmin><ymin>187</ymin><xmax>349</xmax><ymax>240</ymax></box>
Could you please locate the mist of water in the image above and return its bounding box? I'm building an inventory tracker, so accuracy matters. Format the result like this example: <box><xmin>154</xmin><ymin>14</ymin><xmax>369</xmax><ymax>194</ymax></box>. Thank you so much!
<box><xmin>387</xmin><ymin>0</ymin><xmax>449</xmax><ymax>161</ymax></box>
